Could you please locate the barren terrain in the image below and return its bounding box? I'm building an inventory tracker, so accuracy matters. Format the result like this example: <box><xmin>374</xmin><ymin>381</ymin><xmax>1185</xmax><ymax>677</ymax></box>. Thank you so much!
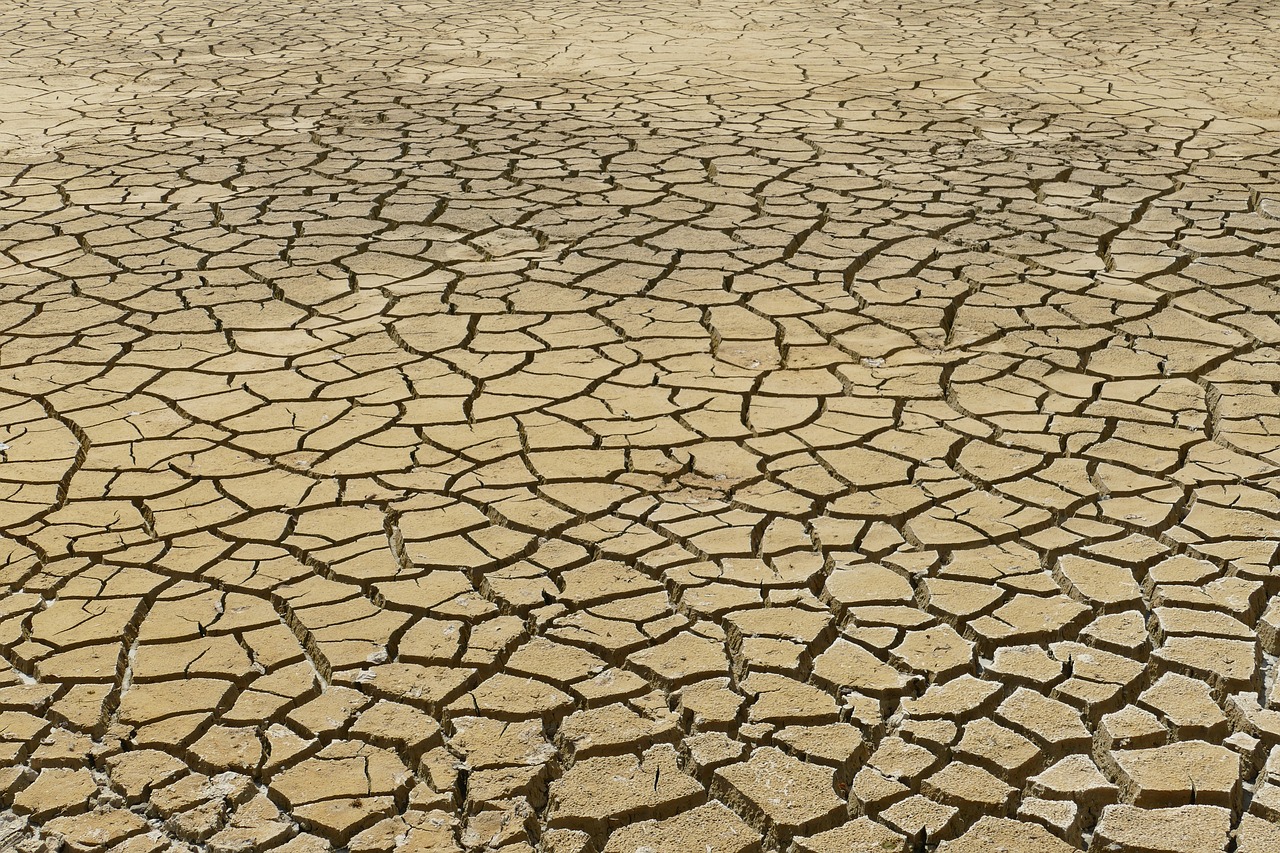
<box><xmin>2</xmin><ymin>0</ymin><xmax>1280</xmax><ymax>850</ymax></box>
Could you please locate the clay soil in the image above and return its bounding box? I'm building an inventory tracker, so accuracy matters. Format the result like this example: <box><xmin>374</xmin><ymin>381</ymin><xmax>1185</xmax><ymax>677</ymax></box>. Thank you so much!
<box><xmin>1</xmin><ymin>0</ymin><xmax>1280</xmax><ymax>851</ymax></box>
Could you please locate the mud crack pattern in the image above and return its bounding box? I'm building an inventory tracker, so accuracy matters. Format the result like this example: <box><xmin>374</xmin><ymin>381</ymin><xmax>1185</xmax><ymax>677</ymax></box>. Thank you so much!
<box><xmin>2</xmin><ymin>0</ymin><xmax>1280</xmax><ymax>850</ymax></box>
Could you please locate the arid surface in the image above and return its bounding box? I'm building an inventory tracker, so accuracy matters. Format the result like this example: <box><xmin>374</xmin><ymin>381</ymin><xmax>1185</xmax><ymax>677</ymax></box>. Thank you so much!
<box><xmin>2</xmin><ymin>0</ymin><xmax>1280</xmax><ymax>850</ymax></box>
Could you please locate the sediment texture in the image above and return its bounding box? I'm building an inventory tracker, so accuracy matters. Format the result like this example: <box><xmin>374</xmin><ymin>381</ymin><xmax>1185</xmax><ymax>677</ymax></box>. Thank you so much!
<box><xmin>1</xmin><ymin>0</ymin><xmax>1280</xmax><ymax>850</ymax></box>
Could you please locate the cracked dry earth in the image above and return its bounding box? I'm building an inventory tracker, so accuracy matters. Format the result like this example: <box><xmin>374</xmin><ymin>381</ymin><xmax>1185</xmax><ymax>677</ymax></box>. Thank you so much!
<box><xmin>4</xmin><ymin>0</ymin><xmax>1280</xmax><ymax>852</ymax></box>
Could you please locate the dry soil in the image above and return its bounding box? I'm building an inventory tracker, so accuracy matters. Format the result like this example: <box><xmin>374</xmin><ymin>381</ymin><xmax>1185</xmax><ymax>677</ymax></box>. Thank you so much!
<box><xmin>1</xmin><ymin>0</ymin><xmax>1280</xmax><ymax>851</ymax></box>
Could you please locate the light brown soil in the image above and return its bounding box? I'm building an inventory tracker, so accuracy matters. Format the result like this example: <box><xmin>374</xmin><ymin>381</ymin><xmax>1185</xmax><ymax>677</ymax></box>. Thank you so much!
<box><xmin>1</xmin><ymin>0</ymin><xmax>1279</xmax><ymax>850</ymax></box>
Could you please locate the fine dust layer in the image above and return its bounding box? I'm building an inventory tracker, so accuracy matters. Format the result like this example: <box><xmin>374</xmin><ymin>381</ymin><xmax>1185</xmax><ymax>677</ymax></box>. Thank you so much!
<box><xmin>0</xmin><ymin>0</ymin><xmax>1279</xmax><ymax>850</ymax></box>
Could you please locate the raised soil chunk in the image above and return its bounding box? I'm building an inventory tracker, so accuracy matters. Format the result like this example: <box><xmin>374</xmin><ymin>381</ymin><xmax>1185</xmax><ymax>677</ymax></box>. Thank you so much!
<box><xmin>773</xmin><ymin>722</ymin><xmax>866</xmax><ymax>768</ymax></box>
<box><xmin>940</xmin><ymin>816</ymin><xmax>1078</xmax><ymax>853</ymax></box>
<box><xmin>629</xmin><ymin>632</ymin><xmax>729</xmax><ymax>686</ymax></box>
<box><xmin>1018</xmin><ymin>798</ymin><xmax>1080</xmax><ymax>845</ymax></box>
<box><xmin>1107</xmin><ymin>741</ymin><xmax>1240</xmax><ymax>809</ymax></box>
<box><xmin>1153</xmin><ymin>637</ymin><xmax>1259</xmax><ymax>695</ymax></box>
<box><xmin>996</xmin><ymin>688</ymin><xmax>1092</xmax><ymax>755</ymax></box>
<box><xmin>869</xmin><ymin>736</ymin><xmax>939</xmax><ymax>782</ymax></box>
<box><xmin>892</xmin><ymin>625</ymin><xmax>975</xmax><ymax>679</ymax></box>
<box><xmin>106</xmin><ymin>749</ymin><xmax>188</xmax><ymax>804</ymax></box>
<box><xmin>812</xmin><ymin>639</ymin><xmax>912</xmax><ymax>695</ymax></box>
<box><xmin>879</xmin><ymin>795</ymin><xmax>960</xmax><ymax>842</ymax></box>
<box><xmin>547</xmin><ymin>744</ymin><xmax>704</xmax><ymax>834</ymax></box>
<box><xmin>953</xmin><ymin>718</ymin><xmax>1041</xmax><ymax>780</ymax></box>
<box><xmin>921</xmin><ymin>762</ymin><xmax>1017</xmax><ymax>817</ymax></box>
<box><xmin>12</xmin><ymin>767</ymin><xmax>98</xmax><ymax>821</ymax></box>
<box><xmin>967</xmin><ymin>595</ymin><xmax>1090</xmax><ymax>650</ymax></box>
<box><xmin>986</xmin><ymin>645</ymin><xmax>1064</xmax><ymax>688</ymax></box>
<box><xmin>450</xmin><ymin>716</ymin><xmax>556</xmax><ymax>769</ymax></box>
<box><xmin>741</xmin><ymin>672</ymin><xmax>840</xmax><ymax>725</ymax></box>
<box><xmin>1088</xmin><ymin>805</ymin><xmax>1231</xmax><ymax>853</ymax></box>
<box><xmin>448</xmin><ymin>672</ymin><xmax>574</xmax><ymax>719</ymax></box>
<box><xmin>793</xmin><ymin>817</ymin><xmax>907</xmax><ymax>853</ymax></box>
<box><xmin>601</xmin><ymin>800</ymin><xmax>761</xmax><ymax>853</ymax></box>
<box><xmin>557</xmin><ymin>700</ymin><xmax>679</xmax><ymax>760</ymax></box>
<box><xmin>678</xmin><ymin>677</ymin><xmax>746</xmax><ymax>729</ymax></box>
<box><xmin>42</xmin><ymin>809</ymin><xmax>151</xmax><ymax>851</ymax></box>
<box><xmin>684</xmin><ymin>731</ymin><xmax>747</xmax><ymax>778</ymax></box>
<box><xmin>823</xmin><ymin>564</ymin><xmax>915</xmax><ymax>610</ymax></box>
<box><xmin>1137</xmin><ymin>673</ymin><xmax>1229</xmax><ymax>739</ymax></box>
<box><xmin>1027</xmin><ymin>755</ymin><xmax>1119</xmax><ymax>816</ymax></box>
<box><xmin>901</xmin><ymin>675</ymin><xmax>1001</xmax><ymax>721</ymax></box>
<box><xmin>1259</xmin><ymin>599</ymin><xmax>1280</xmax><ymax>654</ymax></box>
<box><xmin>1097</xmin><ymin>706</ymin><xmax>1167</xmax><ymax>752</ymax></box>
<box><xmin>1237</xmin><ymin>813</ymin><xmax>1280</xmax><ymax>853</ymax></box>
<box><xmin>851</xmin><ymin>767</ymin><xmax>910</xmax><ymax>812</ymax></box>
<box><xmin>713</xmin><ymin>746</ymin><xmax>844</xmax><ymax>840</ymax></box>
<box><xmin>269</xmin><ymin>742</ymin><xmax>412</xmax><ymax>809</ymax></box>
<box><xmin>1055</xmin><ymin>556</ymin><xmax>1143</xmax><ymax>611</ymax></box>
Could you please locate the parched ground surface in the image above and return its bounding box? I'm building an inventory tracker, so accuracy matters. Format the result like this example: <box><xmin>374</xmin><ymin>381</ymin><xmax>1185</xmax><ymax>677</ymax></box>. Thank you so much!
<box><xmin>2</xmin><ymin>0</ymin><xmax>1280</xmax><ymax>850</ymax></box>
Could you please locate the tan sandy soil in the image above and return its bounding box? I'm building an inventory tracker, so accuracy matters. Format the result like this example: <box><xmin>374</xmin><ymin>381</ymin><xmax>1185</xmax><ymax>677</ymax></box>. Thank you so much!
<box><xmin>1</xmin><ymin>0</ymin><xmax>1280</xmax><ymax>850</ymax></box>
